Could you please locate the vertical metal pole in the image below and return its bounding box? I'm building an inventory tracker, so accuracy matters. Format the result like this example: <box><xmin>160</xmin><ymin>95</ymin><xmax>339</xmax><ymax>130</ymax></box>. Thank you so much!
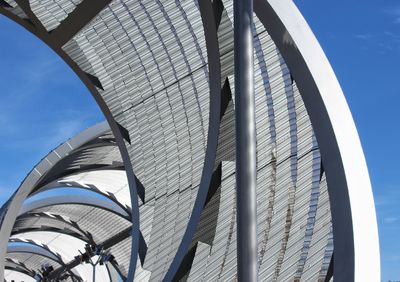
<box><xmin>234</xmin><ymin>0</ymin><xmax>258</xmax><ymax>281</ymax></box>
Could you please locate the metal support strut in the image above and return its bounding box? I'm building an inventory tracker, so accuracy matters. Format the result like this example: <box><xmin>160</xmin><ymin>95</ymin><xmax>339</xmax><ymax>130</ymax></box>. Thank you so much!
<box><xmin>234</xmin><ymin>0</ymin><xmax>258</xmax><ymax>281</ymax></box>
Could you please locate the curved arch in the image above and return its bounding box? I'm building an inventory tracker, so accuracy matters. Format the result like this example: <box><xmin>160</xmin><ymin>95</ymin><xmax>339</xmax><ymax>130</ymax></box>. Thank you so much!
<box><xmin>5</xmin><ymin>250</ymin><xmax>63</xmax><ymax>279</ymax></box>
<box><xmin>19</xmin><ymin>194</ymin><xmax>129</xmax><ymax>219</ymax></box>
<box><xmin>13</xmin><ymin>198</ymin><xmax>146</xmax><ymax>279</ymax></box>
<box><xmin>0</xmin><ymin>1</ymin><xmax>380</xmax><ymax>281</ymax></box>
<box><xmin>7</xmin><ymin>242</ymin><xmax>62</xmax><ymax>263</ymax></box>
<box><xmin>6</xmin><ymin>241</ymin><xmax>85</xmax><ymax>280</ymax></box>
<box><xmin>9</xmin><ymin>233</ymin><xmax>115</xmax><ymax>282</ymax></box>
<box><xmin>0</xmin><ymin>118</ymin><xmax>142</xmax><ymax>278</ymax></box>
<box><xmin>0</xmin><ymin>1</ymin><xmax>215</xmax><ymax>280</ymax></box>
<box><xmin>252</xmin><ymin>0</ymin><xmax>380</xmax><ymax>280</ymax></box>
<box><xmin>31</xmin><ymin>138</ymin><xmax>124</xmax><ymax>192</ymax></box>
<box><xmin>163</xmin><ymin>1</ymin><xmax>221</xmax><ymax>280</ymax></box>
<box><xmin>12</xmin><ymin>212</ymin><xmax>93</xmax><ymax>243</ymax></box>
<box><xmin>5</xmin><ymin>258</ymin><xmax>36</xmax><ymax>278</ymax></box>
<box><xmin>0</xmin><ymin>5</ymin><xmax>141</xmax><ymax>281</ymax></box>
<box><xmin>32</xmin><ymin>170</ymin><xmax>134</xmax><ymax>214</ymax></box>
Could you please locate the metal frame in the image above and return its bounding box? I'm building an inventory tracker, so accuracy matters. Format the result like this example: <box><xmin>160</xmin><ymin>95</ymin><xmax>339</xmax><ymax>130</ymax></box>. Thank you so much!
<box><xmin>36</xmin><ymin>169</ymin><xmax>141</xmax><ymax>212</ymax></box>
<box><xmin>4</xmin><ymin>264</ymin><xmax>37</xmax><ymax>282</ymax></box>
<box><xmin>252</xmin><ymin>0</ymin><xmax>380</xmax><ymax>280</ymax></box>
<box><xmin>9</xmin><ymin>231</ymin><xmax>122</xmax><ymax>281</ymax></box>
<box><xmin>0</xmin><ymin>0</ymin><xmax>380</xmax><ymax>281</ymax></box>
<box><xmin>0</xmin><ymin>5</ymin><xmax>141</xmax><ymax>281</ymax></box>
<box><xmin>0</xmin><ymin>120</ymin><xmax>143</xmax><ymax>280</ymax></box>
<box><xmin>18</xmin><ymin>194</ymin><xmax>129</xmax><ymax>220</ymax></box>
<box><xmin>6</xmin><ymin>240</ymin><xmax>84</xmax><ymax>280</ymax></box>
<box><xmin>13</xmin><ymin>192</ymin><xmax>148</xmax><ymax>277</ymax></box>
<box><xmin>12</xmin><ymin>212</ymin><xmax>94</xmax><ymax>243</ymax></box>
<box><xmin>163</xmin><ymin>1</ymin><xmax>221</xmax><ymax>279</ymax></box>
<box><xmin>5</xmin><ymin>259</ymin><xmax>37</xmax><ymax>278</ymax></box>
<box><xmin>0</xmin><ymin>118</ymin><xmax>139</xmax><ymax>281</ymax></box>
<box><xmin>6</xmin><ymin>242</ymin><xmax>83</xmax><ymax>281</ymax></box>
<box><xmin>7</xmin><ymin>241</ymin><xmax>61</xmax><ymax>263</ymax></box>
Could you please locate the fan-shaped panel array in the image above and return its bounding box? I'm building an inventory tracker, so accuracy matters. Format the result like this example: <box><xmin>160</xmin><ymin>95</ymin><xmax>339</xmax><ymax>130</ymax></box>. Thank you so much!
<box><xmin>0</xmin><ymin>0</ymin><xmax>379</xmax><ymax>281</ymax></box>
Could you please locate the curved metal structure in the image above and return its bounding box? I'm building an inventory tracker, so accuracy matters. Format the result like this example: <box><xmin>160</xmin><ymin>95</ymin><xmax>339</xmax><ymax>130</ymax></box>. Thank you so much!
<box><xmin>6</xmin><ymin>240</ymin><xmax>84</xmax><ymax>281</ymax></box>
<box><xmin>0</xmin><ymin>0</ymin><xmax>379</xmax><ymax>281</ymax></box>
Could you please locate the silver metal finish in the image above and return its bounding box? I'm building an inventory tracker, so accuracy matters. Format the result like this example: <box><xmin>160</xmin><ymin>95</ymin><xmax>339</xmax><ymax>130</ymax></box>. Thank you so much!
<box><xmin>0</xmin><ymin>0</ymin><xmax>380</xmax><ymax>281</ymax></box>
<box><xmin>234</xmin><ymin>0</ymin><xmax>258</xmax><ymax>281</ymax></box>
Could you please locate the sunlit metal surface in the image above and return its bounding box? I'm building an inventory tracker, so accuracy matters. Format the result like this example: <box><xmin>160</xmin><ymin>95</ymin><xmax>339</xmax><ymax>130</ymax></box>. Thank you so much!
<box><xmin>0</xmin><ymin>0</ymin><xmax>379</xmax><ymax>281</ymax></box>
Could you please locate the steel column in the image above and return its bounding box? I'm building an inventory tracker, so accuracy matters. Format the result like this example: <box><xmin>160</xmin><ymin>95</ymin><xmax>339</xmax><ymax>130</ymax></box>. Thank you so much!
<box><xmin>234</xmin><ymin>0</ymin><xmax>258</xmax><ymax>281</ymax></box>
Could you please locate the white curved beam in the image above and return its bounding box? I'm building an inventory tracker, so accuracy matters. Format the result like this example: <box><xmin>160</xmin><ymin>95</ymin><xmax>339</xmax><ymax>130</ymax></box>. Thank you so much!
<box><xmin>37</xmin><ymin>170</ymin><xmax>132</xmax><ymax>208</ymax></box>
<box><xmin>19</xmin><ymin>194</ymin><xmax>129</xmax><ymax>219</ymax></box>
<box><xmin>0</xmin><ymin>1</ymin><xmax>380</xmax><ymax>281</ymax></box>
<box><xmin>254</xmin><ymin>0</ymin><xmax>380</xmax><ymax>280</ymax></box>
<box><xmin>7</xmin><ymin>243</ymin><xmax>60</xmax><ymax>262</ymax></box>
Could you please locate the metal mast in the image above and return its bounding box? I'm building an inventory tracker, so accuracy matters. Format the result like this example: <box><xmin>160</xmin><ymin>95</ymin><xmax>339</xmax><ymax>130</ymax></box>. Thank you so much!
<box><xmin>234</xmin><ymin>0</ymin><xmax>258</xmax><ymax>281</ymax></box>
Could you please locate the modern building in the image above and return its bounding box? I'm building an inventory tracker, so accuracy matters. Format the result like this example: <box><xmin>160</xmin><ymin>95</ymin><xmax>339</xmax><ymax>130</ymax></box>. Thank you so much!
<box><xmin>0</xmin><ymin>0</ymin><xmax>379</xmax><ymax>281</ymax></box>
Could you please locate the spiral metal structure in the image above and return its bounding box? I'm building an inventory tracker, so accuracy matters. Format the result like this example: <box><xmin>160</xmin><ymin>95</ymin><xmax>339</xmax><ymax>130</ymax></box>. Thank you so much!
<box><xmin>0</xmin><ymin>0</ymin><xmax>379</xmax><ymax>281</ymax></box>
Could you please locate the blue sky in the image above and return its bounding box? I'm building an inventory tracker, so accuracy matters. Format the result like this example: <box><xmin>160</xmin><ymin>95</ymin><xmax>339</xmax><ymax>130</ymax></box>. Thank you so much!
<box><xmin>0</xmin><ymin>16</ymin><xmax>104</xmax><ymax>202</ymax></box>
<box><xmin>294</xmin><ymin>1</ymin><xmax>400</xmax><ymax>280</ymax></box>
<box><xmin>0</xmin><ymin>1</ymin><xmax>399</xmax><ymax>280</ymax></box>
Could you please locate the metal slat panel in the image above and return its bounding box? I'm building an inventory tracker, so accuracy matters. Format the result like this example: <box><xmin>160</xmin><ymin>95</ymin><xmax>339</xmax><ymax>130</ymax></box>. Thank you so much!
<box><xmin>0</xmin><ymin>1</ymin><xmax>339</xmax><ymax>280</ymax></box>
<box><xmin>300</xmin><ymin>173</ymin><xmax>332</xmax><ymax>281</ymax></box>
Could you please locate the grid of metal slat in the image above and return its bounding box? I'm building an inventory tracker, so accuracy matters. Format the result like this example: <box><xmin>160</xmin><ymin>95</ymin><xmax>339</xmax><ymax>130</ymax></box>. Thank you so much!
<box><xmin>5</xmin><ymin>253</ymin><xmax>61</xmax><ymax>278</ymax></box>
<box><xmin>13</xmin><ymin>213</ymin><xmax>87</xmax><ymax>240</ymax></box>
<box><xmin>13</xmin><ymin>204</ymin><xmax>132</xmax><ymax>279</ymax></box>
<box><xmin>28</xmin><ymin>205</ymin><xmax>130</xmax><ymax>243</ymax></box>
<box><xmin>9</xmin><ymin>232</ymin><xmax>97</xmax><ymax>281</ymax></box>
<box><xmin>1</xmin><ymin>0</ymin><xmax>28</xmax><ymax>19</ymax></box>
<box><xmin>5</xmin><ymin>259</ymin><xmax>35</xmax><ymax>278</ymax></box>
<box><xmin>189</xmin><ymin>161</ymin><xmax>236</xmax><ymax>281</ymax></box>
<box><xmin>60</xmin><ymin>3</ymin><xmax>212</xmax><ymax>278</ymax></box>
<box><xmin>0</xmin><ymin>122</ymin><xmax>134</xmax><ymax>281</ymax></box>
<box><xmin>302</xmin><ymin>173</ymin><xmax>333</xmax><ymax>281</ymax></box>
<box><xmin>30</xmin><ymin>0</ymin><xmax>82</xmax><ymax>31</ymax></box>
<box><xmin>0</xmin><ymin>0</ymin><xmax>359</xmax><ymax>281</ymax></box>
<box><xmin>184</xmin><ymin>4</ymin><xmax>334</xmax><ymax>281</ymax></box>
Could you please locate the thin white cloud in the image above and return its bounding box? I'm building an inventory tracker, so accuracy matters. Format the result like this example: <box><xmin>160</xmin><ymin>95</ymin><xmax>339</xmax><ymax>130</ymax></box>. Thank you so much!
<box><xmin>0</xmin><ymin>110</ymin><xmax>102</xmax><ymax>153</ymax></box>
<box><xmin>46</xmin><ymin>119</ymin><xmax>90</xmax><ymax>148</ymax></box>
<box><xmin>355</xmin><ymin>30</ymin><xmax>400</xmax><ymax>54</ymax></box>
<box><xmin>383</xmin><ymin>6</ymin><xmax>400</xmax><ymax>24</ymax></box>
<box><xmin>374</xmin><ymin>183</ymin><xmax>400</xmax><ymax>207</ymax></box>
<box><xmin>383</xmin><ymin>6</ymin><xmax>400</xmax><ymax>16</ymax></box>
<box><xmin>378</xmin><ymin>42</ymin><xmax>393</xmax><ymax>51</ymax></box>
<box><xmin>354</xmin><ymin>30</ymin><xmax>400</xmax><ymax>54</ymax></box>
<box><xmin>384</xmin><ymin>217</ymin><xmax>398</xmax><ymax>224</ymax></box>
<box><xmin>355</xmin><ymin>34</ymin><xmax>372</xmax><ymax>40</ymax></box>
<box><xmin>384</xmin><ymin>31</ymin><xmax>400</xmax><ymax>42</ymax></box>
<box><xmin>7</xmin><ymin>57</ymin><xmax>69</xmax><ymax>99</ymax></box>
